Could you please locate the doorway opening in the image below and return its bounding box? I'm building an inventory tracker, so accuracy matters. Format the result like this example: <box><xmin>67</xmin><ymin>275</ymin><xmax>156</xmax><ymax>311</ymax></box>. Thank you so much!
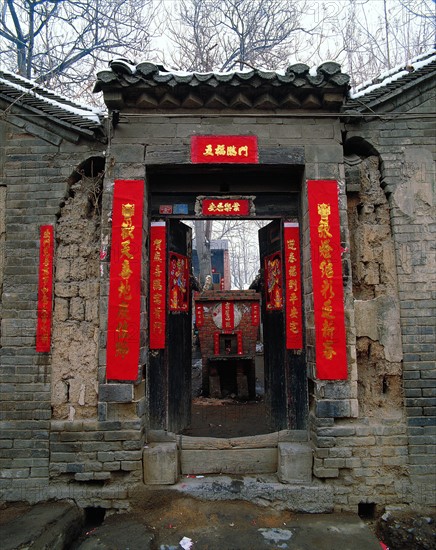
<box><xmin>148</xmin><ymin>165</ymin><xmax>308</xmax><ymax>439</ymax></box>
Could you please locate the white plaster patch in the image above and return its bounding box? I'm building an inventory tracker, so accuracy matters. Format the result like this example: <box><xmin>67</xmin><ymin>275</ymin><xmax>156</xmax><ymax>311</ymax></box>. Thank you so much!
<box><xmin>258</xmin><ymin>527</ymin><xmax>294</xmax><ymax>547</ymax></box>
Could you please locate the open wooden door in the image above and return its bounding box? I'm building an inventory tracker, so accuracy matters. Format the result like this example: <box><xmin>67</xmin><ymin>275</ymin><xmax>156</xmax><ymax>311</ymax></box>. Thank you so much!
<box><xmin>259</xmin><ymin>220</ymin><xmax>307</xmax><ymax>431</ymax></box>
<box><xmin>148</xmin><ymin>220</ymin><xmax>192</xmax><ymax>432</ymax></box>
<box><xmin>167</xmin><ymin>219</ymin><xmax>192</xmax><ymax>432</ymax></box>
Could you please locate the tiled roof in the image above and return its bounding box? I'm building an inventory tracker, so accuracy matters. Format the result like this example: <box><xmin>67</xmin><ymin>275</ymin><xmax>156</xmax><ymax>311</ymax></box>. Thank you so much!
<box><xmin>344</xmin><ymin>50</ymin><xmax>436</xmax><ymax>113</ymax></box>
<box><xmin>0</xmin><ymin>70</ymin><xmax>105</xmax><ymax>139</ymax></box>
<box><xmin>94</xmin><ymin>59</ymin><xmax>350</xmax><ymax>111</ymax></box>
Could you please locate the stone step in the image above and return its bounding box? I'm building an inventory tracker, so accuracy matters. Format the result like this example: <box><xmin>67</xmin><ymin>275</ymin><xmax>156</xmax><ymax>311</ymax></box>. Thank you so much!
<box><xmin>168</xmin><ymin>475</ymin><xmax>334</xmax><ymax>514</ymax></box>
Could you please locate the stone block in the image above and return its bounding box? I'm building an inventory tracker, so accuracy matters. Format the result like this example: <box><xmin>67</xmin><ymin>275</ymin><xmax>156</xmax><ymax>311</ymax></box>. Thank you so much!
<box><xmin>277</xmin><ymin>442</ymin><xmax>312</xmax><ymax>484</ymax></box>
<box><xmin>99</xmin><ymin>383</ymin><xmax>134</xmax><ymax>403</ymax></box>
<box><xmin>143</xmin><ymin>442</ymin><xmax>178</xmax><ymax>485</ymax></box>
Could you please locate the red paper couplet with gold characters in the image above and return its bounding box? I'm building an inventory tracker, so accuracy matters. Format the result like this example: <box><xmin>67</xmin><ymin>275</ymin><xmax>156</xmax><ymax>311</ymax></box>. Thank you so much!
<box><xmin>106</xmin><ymin>179</ymin><xmax>144</xmax><ymax>380</ymax></box>
<box><xmin>169</xmin><ymin>253</ymin><xmax>189</xmax><ymax>312</ymax></box>
<box><xmin>284</xmin><ymin>222</ymin><xmax>303</xmax><ymax>350</ymax></box>
<box><xmin>202</xmin><ymin>198</ymin><xmax>250</xmax><ymax>216</ymax></box>
<box><xmin>307</xmin><ymin>180</ymin><xmax>347</xmax><ymax>380</ymax></box>
<box><xmin>264</xmin><ymin>252</ymin><xmax>283</xmax><ymax>310</ymax></box>
<box><xmin>195</xmin><ymin>303</ymin><xmax>204</xmax><ymax>327</ymax></box>
<box><xmin>251</xmin><ymin>303</ymin><xmax>260</xmax><ymax>326</ymax></box>
<box><xmin>191</xmin><ymin>135</ymin><xmax>258</xmax><ymax>164</ymax></box>
<box><xmin>36</xmin><ymin>225</ymin><xmax>54</xmax><ymax>352</ymax></box>
<box><xmin>149</xmin><ymin>222</ymin><xmax>167</xmax><ymax>349</ymax></box>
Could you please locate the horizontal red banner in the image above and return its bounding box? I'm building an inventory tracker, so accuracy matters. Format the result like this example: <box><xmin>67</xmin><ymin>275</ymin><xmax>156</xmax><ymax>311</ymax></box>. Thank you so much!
<box><xmin>36</xmin><ymin>225</ymin><xmax>54</xmax><ymax>352</ymax></box>
<box><xmin>202</xmin><ymin>198</ymin><xmax>250</xmax><ymax>216</ymax></box>
<box><xmin>191</xmin><ymin>135</ymin><xmax>258</xmax><ymax>163</ymax></box>
<box><xmin>201</xmin><ymin>198</ymin><xmax>250</xmax><ymax>217</ymax></box>
<box><xmin>106</xmin><ymin>179</ymin><xmax>144</xmax><ymax>380</ymax></box>
<box><xmin>308</xmin><ymin>180</ymin><xmax>347</xmax><ymax>380</ymax></box>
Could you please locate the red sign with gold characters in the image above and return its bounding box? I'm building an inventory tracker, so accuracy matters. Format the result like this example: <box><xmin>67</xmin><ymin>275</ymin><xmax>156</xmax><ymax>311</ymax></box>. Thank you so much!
<box><xmin>195</xmin><ymin>302</ymin><xmax>204</xmax><ymax>327</ymax></box>
<box><xmin>106</xmin><ymin>179</ymin><xmax>144</xmax><ymax>380</ymax></box>
<box><xmin>222</xmin><ymin>301</ymin><xmax>235</xmax><ymax>330</ymax></box>
<box><xmin>36</xmin><ymin>225</ymin><xmax>54</xmax><ymax>352</ymax></box>
<box><xmin>202</xmin><ymin>198</ymin><xmax>250</xmax><ymax>216</ymax></box>
<box><xmin>284</xmin><ymin>222</ymin><xmax>303</xmax><ymax>350</ymax></box>
<box><xmin>169</xmin><ymin>253</ymin><xmax>190</xmax><ymax>312</ymax></box>
<box><xmin>264</xmin><ymin>252</ymin><xmax>283</xmax><ymax>310</ymax></box>
<box><xmin>251</xmin><ymin>303</ymin><xmax>260</xmax><ymax>326</ymax></box>
<box><xmin>149</xmin><ymin>222</ymin><xmax>167</xmax><ymax>349</ymax></box>
<box><xmin>191</xmin><ymin>135</ymin><xmax>258</xmax><ymax>164</ymax></box>
<box><xmin>308</xmin><ymin>180</ymin><xmax>347</xmax><ymax>380</ymax></box>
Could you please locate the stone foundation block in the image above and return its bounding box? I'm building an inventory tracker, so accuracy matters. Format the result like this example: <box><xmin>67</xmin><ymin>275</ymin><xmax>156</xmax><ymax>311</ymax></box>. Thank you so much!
<box><xmin>277</xmin><ymin>442</ymin><xmax>313</xmax><ymax>484</ymax></box>
<box><xmin>143</xmin><ymin>442</ymin><xmax>178</xmax><ymax>485</ymax></box>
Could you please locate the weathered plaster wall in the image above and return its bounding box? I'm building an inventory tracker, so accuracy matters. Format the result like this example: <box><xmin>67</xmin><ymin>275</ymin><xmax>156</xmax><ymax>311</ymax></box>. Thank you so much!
<box><xmin>51</xmin><ymin>174</ymin><xmax>102</xmax><ymax>420</ymax></box>
<box><xmin>344</xmin><ymin>76</ymin><xmax>436</xmax><ymax>509</ymax></box>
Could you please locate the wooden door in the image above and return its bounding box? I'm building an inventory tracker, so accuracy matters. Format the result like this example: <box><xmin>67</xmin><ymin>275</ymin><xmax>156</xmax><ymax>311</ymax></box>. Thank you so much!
<box><xmin>167</xmin><ymin>220</ymin><xmax>192</xmax><ymax>432</ymax></box>
<box><xmin>259</xmin><ymin>220</ymin><xmax>307</xmax><ymax>431</ymax></box>
<box><xmin>148</xmin><ymin>220</ymin><xmax>192</xmax><ymax>432</ymax></box>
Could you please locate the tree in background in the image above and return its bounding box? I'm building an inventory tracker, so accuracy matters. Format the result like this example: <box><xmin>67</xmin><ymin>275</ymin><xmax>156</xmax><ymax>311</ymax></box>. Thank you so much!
<box><xmin>165</xmin><ymin>0</ymin><xmax>435</xmax><ymax>86</ymax></box>
<box><xmin>166</xmin><ymin>0</ymin><xmax>317</xmax><ymax>72</ymax></box>
<box><xmin>0</xmin><ymin>0</ymin><xmax>160</xmax><ymax>100</ymax></box>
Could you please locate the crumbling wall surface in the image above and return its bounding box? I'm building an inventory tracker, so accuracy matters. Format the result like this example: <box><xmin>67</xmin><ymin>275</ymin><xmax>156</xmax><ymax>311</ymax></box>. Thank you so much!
<box><xmin>346</xmin><ymin>155</ymin><xmax>403</xmax><ymax>418</ymax></box>
<box><xmin>51</xmin><ymin>175</ymin><xmax>102</xmax><ymax>420</ymax></box>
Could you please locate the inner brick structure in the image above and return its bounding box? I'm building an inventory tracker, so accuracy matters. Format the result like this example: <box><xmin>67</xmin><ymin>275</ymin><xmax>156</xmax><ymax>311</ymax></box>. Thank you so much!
<box><xmin>195</xmin><ymin>290</ymin><xmax>260</xmax><ymax>400</ymax></box>
<box><xmin>0</xmin><ymin>53</ymin><xmax>435</xmax><ymax>514</ymax></box>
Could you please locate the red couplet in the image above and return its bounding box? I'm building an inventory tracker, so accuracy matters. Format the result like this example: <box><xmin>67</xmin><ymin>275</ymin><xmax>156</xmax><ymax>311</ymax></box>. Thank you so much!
<box><xmin>307</xmin><ymin>180</ymin><xmax>347</xmax><ymax>380</ymax></box>
<box><xmin>36</xmin><ymin>225</ymin><xmax>54</xmax><ymax>352</ymax></box>
<box><xmin>106</xmin><ymin>179</ymin><xmax>144</xmax><ymax>380</ymax></box>
<box><xmin>148</xmin><ymin>222</ymin><xmax>166</xmax><ymax>350</ymax></box>
<box><xmin>284</xmin><ymin>223</ymin><xmax>303</xmax><ymax>350</ymax></box>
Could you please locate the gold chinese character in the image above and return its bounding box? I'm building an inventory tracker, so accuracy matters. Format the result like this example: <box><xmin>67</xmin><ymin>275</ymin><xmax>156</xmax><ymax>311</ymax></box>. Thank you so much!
<box><xmin>115</xmin><ymin>340</ymin><xmax>129</xmax><ymax>358</ymax></box>
<box><xmin>321</xmin><ymin>279</ymin><xmax>335</xmax><ymax>300</ymax></box>
<box><xmin>121</xmin><ymin>221</ymin><xmax>135</xmax><ymax>240</ymax></box>
<box><xmin>289</xmin><ymin>321</ymin><xmax>299</xmax><ymax>334</ymax></box>
<box><xmin>215</xmin><ymin>144</ymin><xmax>226</xmax><ymax>156</ymax></box>
<box><xmin>224</xmin><ymin>202</ymin><xmax>233</xmax><ymax>212</ymax></box>
<box><xmin>118</xmin><ymin>280</ymin><xmax>132</xmax><ymax>300</ymax></box>
<box><xmin>238</xmin><ymin>145</ymin><xmax>248</xmax><ymax>157</ymax></box>
<box><xmin>319</xmin><ymin>240</ymin><xmax>333</xmax><ymax>259</ymax></box>
<box><xmin>153</xmin><ymin>250</ymin><xmax>162</xmax><ymax>262</ymax></box>
<box><xmin>288</xmin><ymin>265</ymin><xmax>297</xmax><ymax>277</ymax></box>
<box><xmin>207</xmin><ymin>202</ymin><xmax>217</xmax><ymax>212</ymax></box>
<box><xmin>232</xmin><ymin>202</ymin><xmax>241</xmax><ymax>212</ymax></box>
<box><xmin>116</xmin><ymin>320</ymin><xmax>129</xmax><ymax>337</ymax></box>
<box><xmin>288</xmin><ymin>252</ymin><xmax>297</xmax><ymax>264</ymax></box>
<box><xmin>289</xmin><ymin>292</ymin><xmax>298</xmax><ymax>304</ymax></box>
<box><xmin>321</xmin><ymin>299</ymin><xmax>335</xmax><ymax>320</ymax></box>
<box><xmin>120</xmin><ymin>259</ymin><xmax>133</xmax><ymax>279</ymax></box>
<box><xmin>322</xmin><ymin>318</ymin><xmax>335</xmax><ymax>339</ymax></box>
<box><xmin>216</xmin><ymin>202</ymin><xmax>224</xmax><ymax>212</ymax></box>
<box><xmin>121</xmin><ymin>240</ymin><xmax>133</xmax><ymax>259</ymax></box>
<box><xmin>227</xmin><ymin>146</ymin><xmax>237</xmax><ymax>156</ymax></box>
<box><xmin>287</xmin><ymin>239</ymin><xmax>296</xmax><ymax>251</ymax></box>
<box><xmin>118</xmin><ymin>302</ymin><xmax>130</xmax><ymax>319</ymax></box>
<box><xmin>152</xmin><ymin>279</ymin><xmax>163</xmax><ymax>291</ymax></box>
<box><xmin>320</xmin><ymin>260</ymin><xmax>334</xmax><ymax>279</ymax></box>
<box><xmin>153</xmin><ymin>238</ymin><xmax>162</xmax><ymax>249</ymax></box>
<box><xmin>289</xmin><ymin>306</ymin><xmax>299</xmax><ymax>318</ymax></box>
<box><xmin>203</xmin><ymin>144</ymin><xmax>214</xmax><ymax>156</ymax></box>
<box><xmin>317</xmin><ymin>203</ymin><xmax>332</xmax><ymax>239</ymax></box>
<box><xmin>323</xmin><ymin>340</ymin><xmax>336</xmax><ymax>360</ymax></box>
<box><xmin>288</xmin><ymin>279</ymin><xmax>298</xmax><ymax>291</ymax></box>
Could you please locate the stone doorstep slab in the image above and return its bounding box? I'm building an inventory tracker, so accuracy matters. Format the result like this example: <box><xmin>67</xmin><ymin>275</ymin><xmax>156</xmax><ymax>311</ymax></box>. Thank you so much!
<box><xmin>143</xmin><ymin>441</ymin><xmax>313</xmax><ymax>482</ymax></box>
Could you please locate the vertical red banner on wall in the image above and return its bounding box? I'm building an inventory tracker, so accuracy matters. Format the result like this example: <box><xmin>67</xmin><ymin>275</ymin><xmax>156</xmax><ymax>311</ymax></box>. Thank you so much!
<box><xmin>307</xmin><ymin>180</ymin><xmax>347</xmax><ymax>380</ymax></box>
<box><xmin>106</xmin><ymin>179</ymin><xmax>144</xmax><ymax>380</ymax></box>
<box><xmin>251</xmin><ymin>303</ymin><xmax>260</xmax><ymax>326</ymax></box>
<box><xmin>36</xmin><ymin>225</ymin><xmax>54</xmax><ymax>352</ymax></box>
<box><xmin>149</xmin><ymin>222</ymin><xmax>167</xmax><ymax>349</ymax></box>
<box><xmin>195</xmin><ymin>303</ymin><xmax>204</xmax><ymax>327</ymax></box>
<box><xmin>222</xmin><ymin>301</ymin><xmax>234</xmax><ymax>330</ymax></box>
<box><xmin>284</xmin><ymin>222</ymin><xmax>303</xmax><ymax>350</ymax></box>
